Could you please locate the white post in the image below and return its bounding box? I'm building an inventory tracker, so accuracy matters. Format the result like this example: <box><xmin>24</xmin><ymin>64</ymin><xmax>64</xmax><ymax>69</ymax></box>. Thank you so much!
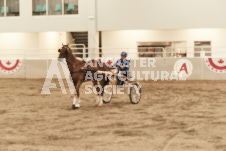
<box><xmin>83</xmin><ymin>47</ymin><xmax>86</xmax><ymax>59</ymax></box>
<box><xmin>46</xmin><ymin>0</ymin><xmax>48</xmax><ymax>15</ymax></box>
<box><xmin>200</xmin><ymin>47</ymin><xmax>205</xmax><ymax>57</ymax></box>
<box><xmin>4</xmin><ymin>0</ymin><xmax>6</xmax><ymax>17</ymax></box>
<box><xmin>163</xmin><ymin>47</ymin><xmax>166</xmax><ymax>58</ymax></box>
<box><xmin>88</xmin><ymin>0</ymin><xmax>99</xmax><ymax>59</ymax></box>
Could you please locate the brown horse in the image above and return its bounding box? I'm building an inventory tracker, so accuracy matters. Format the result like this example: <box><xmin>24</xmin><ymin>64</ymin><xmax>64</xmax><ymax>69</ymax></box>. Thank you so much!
<box><xmin>58</xmin><ymin>44</ymin><xmax>114</xmax><ymax>109</ymax></box>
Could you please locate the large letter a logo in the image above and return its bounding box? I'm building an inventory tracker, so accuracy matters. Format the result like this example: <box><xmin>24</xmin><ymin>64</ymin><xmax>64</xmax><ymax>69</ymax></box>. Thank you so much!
<box><xmin>41</xmin><ymin>59</ymin><xmax>76</xmax><ymax>94</ymax></box>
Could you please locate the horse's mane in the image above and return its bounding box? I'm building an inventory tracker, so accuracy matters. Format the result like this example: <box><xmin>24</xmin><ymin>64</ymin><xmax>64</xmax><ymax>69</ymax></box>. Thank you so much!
<box><xmin>65</xmin><ymin>45</ymin><xmax>111</xmax><ymax>72</ymax></box>
<box><xmin>66</xmin><ymin>46</ymin><xmax>83</xmax><ymax>63</ymax></box>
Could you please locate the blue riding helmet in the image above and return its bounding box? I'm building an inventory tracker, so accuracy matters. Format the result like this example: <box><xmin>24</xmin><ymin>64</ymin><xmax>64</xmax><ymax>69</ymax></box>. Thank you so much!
<box><xmin>121</xmin><ymin>52</ymin><xmax>127</xmax><ymax>57</ymax></box>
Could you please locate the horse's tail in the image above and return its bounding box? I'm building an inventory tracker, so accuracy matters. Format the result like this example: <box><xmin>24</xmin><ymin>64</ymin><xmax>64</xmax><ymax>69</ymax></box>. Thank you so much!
<box><xmin>104</xmin><ymin>76</ymin><xmax>110</xmax><ymax>86</ymax></box>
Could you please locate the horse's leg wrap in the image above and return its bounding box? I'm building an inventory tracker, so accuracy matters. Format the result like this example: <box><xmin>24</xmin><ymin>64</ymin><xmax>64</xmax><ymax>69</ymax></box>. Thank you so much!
<box><xmin>72</xmin><ymin>97</ymin><xmax>78</xmax><ymax>110</ymax></box>
<box><xmin>75</xmin><ymin>96</ymin><xmax>81</xmax><ymax>107</ymax></box>
<box><xmin>73</xmin><ymin>97</ymin><xmax>76</xmax><ymax>105</ymax></box>
<box><xmin>72</xmin><ymin>96</ymin><xmax>80</xmax><ymax>108</ymax></box>
<box><xmin>95</xmin><ymin>95</ymin><xmax>100</xmax><ymax>106</ymax></box>
<box><xmin>98</xmin><ymin>96</ymin><xmax>103</xmax><ymax>106</ymax></box>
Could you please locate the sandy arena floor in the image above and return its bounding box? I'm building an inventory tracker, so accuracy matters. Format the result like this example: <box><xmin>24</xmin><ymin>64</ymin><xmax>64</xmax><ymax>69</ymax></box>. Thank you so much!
<box><xmin>0</xmin><ymin>79</ymin><xmax>226</xmax><ymax>151</ymax></box>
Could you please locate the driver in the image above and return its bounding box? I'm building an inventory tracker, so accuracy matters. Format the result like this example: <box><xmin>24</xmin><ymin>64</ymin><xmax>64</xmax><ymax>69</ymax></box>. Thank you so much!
<box><xmin>115</xmin><ymin>52</ymin><xmax>130</xmax><ymax>86</ymax></box>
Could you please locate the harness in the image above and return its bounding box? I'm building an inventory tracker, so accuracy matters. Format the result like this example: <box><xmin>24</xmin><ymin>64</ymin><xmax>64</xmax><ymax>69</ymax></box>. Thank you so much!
<box><xmin>71</xmin><ymin>62</ymin><xmax>96</xmax><ymax>74</ymax></box>
<box><xmin>60</xmin><ymin>46</ymin><xmax>97</xmax><ymax>75</ymax></box>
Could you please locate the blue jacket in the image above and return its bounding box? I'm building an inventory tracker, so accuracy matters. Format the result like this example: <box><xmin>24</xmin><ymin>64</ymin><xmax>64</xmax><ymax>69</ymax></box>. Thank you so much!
<box><xmin>115</xmin><ymin>58</ymin><xmax>130</xmax><ymax>71</ymax></box>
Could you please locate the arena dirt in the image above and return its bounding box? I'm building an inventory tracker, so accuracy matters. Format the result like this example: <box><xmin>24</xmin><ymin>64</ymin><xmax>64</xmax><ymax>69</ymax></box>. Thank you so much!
<box><xmin>0</xmin><ymin>79</ymin><xmax>226</xmax><ymax>151</ymax></box>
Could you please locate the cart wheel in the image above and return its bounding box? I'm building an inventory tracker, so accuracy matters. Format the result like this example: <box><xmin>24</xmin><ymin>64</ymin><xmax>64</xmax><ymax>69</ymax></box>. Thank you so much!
<box><xmin>103</xmin><ymin>85</ymin><xmax>113</xmax><ymax>104</ymax></box>
<box><xmin>129</xmin><ymin>83</ymin><xmax>141</xmax><ymax>104</ymax></box>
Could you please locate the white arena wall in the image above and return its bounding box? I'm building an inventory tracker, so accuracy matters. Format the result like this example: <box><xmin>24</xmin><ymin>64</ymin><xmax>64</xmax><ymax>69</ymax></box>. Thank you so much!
<box><xmin>102</xmin><ymin>29</ymin><xmax>226</xmax><ymax>58</ymax></box>
<box><xmin>0</xmin><ymin>58</ymin><xmax>225</xmax><ymax>80</ymax></box>
<box><xmin>0</xmin><ymin>1</ymin><xmax>226</xmax><ymax>81</ymax></box>
<box><xmin>0</xmin><ymin>32</ymin><xmax>74</xmax><ymax>56</ymax></box>
<box><xmin>1</xmin><ymin>0</ymin><xmax>226</xmax><ymax>32</ymax></box>
<box><xmin>1</xmin><ymin>0</ymin><xmax>226</xmax><ymax>56</ymax></box>
<box><xmin>0</xmin><ymin>33</ymin><xmax>39</xmax><ymax>49</ymax></box>
<box><xmin>1</xmin><ymin>0</ymin><xmax>226</xmax><ymax>55</ymax></box>
<box><xmin>1</xmin><ymin>29</ymin><xmax>226</xmax><ymax>59</ymax></box>
<box><xmin>97</xmin><ymin>0</ymin><xmax>226</xmax><ymax>30</ymax></box>
<box><xmin>0</xmin><ymin>0</ymin><xmax>89</xmax><ymax>32</ymax></box>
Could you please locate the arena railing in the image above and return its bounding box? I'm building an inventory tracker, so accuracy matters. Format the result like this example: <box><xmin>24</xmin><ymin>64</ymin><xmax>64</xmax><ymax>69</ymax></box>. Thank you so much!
<box><xmin>0</xmin><ymin>47</ymin><xmax>226</xmax><ymax>79</ymax></box>
<box><xmin>0</xmin><ymin>46</ymin><xmax>226</xmax><ymax>59</ymax></box>
<box><xmin>70</xmin><ymin>47</ymin><xmax>226</xmax><ymax>59</ymax></box>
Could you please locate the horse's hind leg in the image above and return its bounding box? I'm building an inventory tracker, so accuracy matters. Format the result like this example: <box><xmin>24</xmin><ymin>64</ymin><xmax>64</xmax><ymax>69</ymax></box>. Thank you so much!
<box><xmin>99</xmin><ymin>79</ymin><xmax>107</xmax><ymax>106</ymax></box>
<box><xmin>72</xmin><ymin>80</ymin><xmax>82</xmax><ymax>110</ymax></box>
<box><xmin>92</xmin><ymin>80</ymin><xmax>103</xmax><ymax>106</ymax></box>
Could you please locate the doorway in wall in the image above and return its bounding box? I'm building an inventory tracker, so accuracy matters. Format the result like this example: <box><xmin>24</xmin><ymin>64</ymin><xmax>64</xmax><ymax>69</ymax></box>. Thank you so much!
<box><xmin>137</xmin><ymin>41</ymin><xmax>187</xmax><ymax>57</ymax></box>
<box><xmin>194</xmin><ymin>41</ymin><xmax>211</xmax><ymax>57</ymax></box>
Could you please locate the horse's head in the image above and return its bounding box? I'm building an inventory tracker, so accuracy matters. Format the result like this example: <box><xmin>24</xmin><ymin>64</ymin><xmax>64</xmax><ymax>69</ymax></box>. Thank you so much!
<box><xmin>58</xmin><ymin>44</ymin><xmax>72</xmax><ymax>61</ymax></box>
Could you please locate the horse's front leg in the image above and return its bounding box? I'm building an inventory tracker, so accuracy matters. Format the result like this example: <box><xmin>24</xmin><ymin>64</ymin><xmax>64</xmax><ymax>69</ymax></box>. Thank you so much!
<box><xmin>72</xmin><ymin>80</ymin><xmax>82</xmax><ymax>110</ymax></box>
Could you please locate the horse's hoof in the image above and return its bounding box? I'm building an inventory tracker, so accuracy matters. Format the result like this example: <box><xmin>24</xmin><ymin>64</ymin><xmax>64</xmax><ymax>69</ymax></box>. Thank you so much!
<box><xmin>98</xmin><ymin>103</ymin><xmax>103</xmax><ymax>107</ymax></box>
<box><xmin>72</xmin><ymin>105</ymin><xmax>79</xmax><ymax>110</ymax></box>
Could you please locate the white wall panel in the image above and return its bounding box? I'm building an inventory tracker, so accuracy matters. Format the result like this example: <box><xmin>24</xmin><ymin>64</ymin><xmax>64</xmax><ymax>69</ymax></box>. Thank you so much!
<box><xmin>0</xmin><ymin>32</ymin><xmax>71</xmax><ymax>56</ymax></box>
<box><xmin>102</xmin><ymin>29</ymin><xmax>226</xmax><ymax>57</ymax></box>
<box><xmin>1</xmin><ymin>58</ymin><xmax>225</xmax><ymax>80</ymax></box>
<box><xmin>0</xmin><ymin>33</ymin><xmax>39</xmax><ymax>50</ymax></box>
<box><xmin>97</xmin><ymin>0</ymin><xmax>226</xmax><ymax>30</ymax></box>
<box><xmin>0</xmin><ymin>0</ymin><xmax>89</xmax><ymax>32</ymax></box>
